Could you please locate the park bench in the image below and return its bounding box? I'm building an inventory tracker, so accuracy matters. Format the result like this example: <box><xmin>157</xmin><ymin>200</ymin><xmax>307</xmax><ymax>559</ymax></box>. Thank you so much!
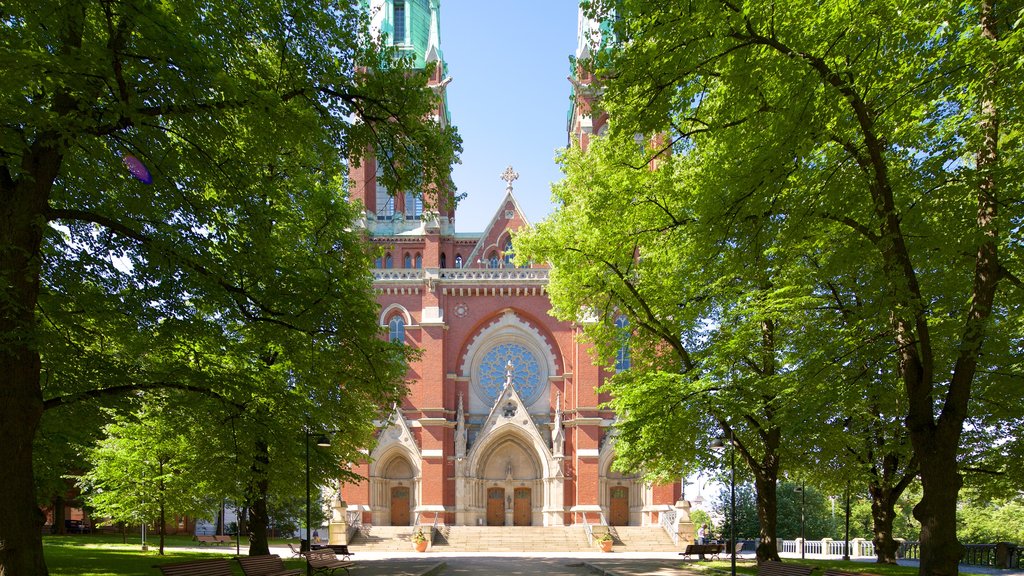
<box><xmin>194</xmin><ymin>535</ymin><xmax>220</xmax><ymax>545</ymax></box>
<box><xmin>236</xmin><ymin>554</ymin><xmax>301</xmax><ymax>576</ymax></box>
<box><xmin>680</xmin><ymin>543</ymin><xmax>724</xmax><ymax>560</ymax></box>
<box><xmin>304</xmin><ymin>550</ymin><xmax>354</xmax><ymax>576</ymax></box>
<box><xmin>214</xmin><ymin>535</ymin><xmax>235</xmax><ymax>544</ymax></box>
<box><xmin>156</xmin><ymin>558</ymin><xmax>233</xmax><ymax>576</ymax></box>
<box><xmin>758</xmin><ymin>560</ymin><xmax>815</xmax><ymax>576</ymax></box>
<box><xmin>312</xmin><ymin>544</ymin><xmax>353</xmax><ymax>560</ymax></box>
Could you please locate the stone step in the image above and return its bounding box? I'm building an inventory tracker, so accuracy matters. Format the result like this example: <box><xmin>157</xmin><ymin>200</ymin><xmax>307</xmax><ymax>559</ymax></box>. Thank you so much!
<box><xmin>348</xmin><ymin>525</ymin><xmax>681</xmax><ymax>553</ymax></box>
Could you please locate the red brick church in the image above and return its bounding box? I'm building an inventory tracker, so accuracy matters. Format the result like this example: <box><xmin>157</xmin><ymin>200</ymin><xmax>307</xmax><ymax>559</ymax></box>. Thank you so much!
<box><xmin>340</xmin><ymin>0</ymin><xmax>680</xmax><ymax>529</ymax></box>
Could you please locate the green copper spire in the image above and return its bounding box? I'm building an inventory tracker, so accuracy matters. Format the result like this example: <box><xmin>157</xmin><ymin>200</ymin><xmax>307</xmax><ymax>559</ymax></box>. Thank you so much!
<box><xmin>369</xmin><ymin>0</ymin><xmax>444</xmax><ymax>70</ymax></box>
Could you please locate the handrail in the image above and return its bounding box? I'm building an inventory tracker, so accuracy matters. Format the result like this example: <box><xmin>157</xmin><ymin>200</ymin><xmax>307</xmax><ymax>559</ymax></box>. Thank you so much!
<box><xmin>581</xmin><ymin>512</ymin><xmax>594</xmax><ymax>545</ymax></box>
<box><xmin>661</xmin><ymin>509</ymin><xmax>679</xmax><ymax>546</ymax></box>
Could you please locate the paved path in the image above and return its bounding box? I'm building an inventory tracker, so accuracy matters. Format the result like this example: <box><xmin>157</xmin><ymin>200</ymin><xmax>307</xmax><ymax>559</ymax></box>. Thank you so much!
<box><xmin>240</xmin><ymin>546</ymin><xmax>1024</xmax><ymax>576</ymax></box>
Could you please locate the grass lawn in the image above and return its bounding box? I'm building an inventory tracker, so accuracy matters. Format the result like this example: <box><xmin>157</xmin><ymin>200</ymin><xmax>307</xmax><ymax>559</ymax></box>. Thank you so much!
<box><xmin>44</xmin><ymin>534</ymin><xmax>304</xmax><ymax>575</ymax></box>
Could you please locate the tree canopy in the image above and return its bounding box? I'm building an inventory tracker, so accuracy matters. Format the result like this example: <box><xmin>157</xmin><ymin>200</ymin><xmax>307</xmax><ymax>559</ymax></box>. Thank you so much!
<box><xmin>520</xmin><ymin>0</ymin><xmax>1022</xmax><ymax>573</ymax></box>
<box><xmin>1</xmin><ymin>1</ymin><xmax>459</xmax><ymax>573</ymax></box>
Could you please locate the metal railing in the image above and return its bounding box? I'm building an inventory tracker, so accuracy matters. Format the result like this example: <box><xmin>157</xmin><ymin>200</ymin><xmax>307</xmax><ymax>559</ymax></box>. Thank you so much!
<box><xmin>660</xmin><ymin>508</ymin><xmax>678</xmax><ymax>546</ymax></box>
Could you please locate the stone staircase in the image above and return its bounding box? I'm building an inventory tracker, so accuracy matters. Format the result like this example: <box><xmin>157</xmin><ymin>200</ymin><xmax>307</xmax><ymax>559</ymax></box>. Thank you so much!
<box><xmin>348</xmin><ymin>525</ymin><xmax>418</xmax><ymax>551</ymax></box>
<box><xmin>348</xmin><ymin>524</ymin><xmax>680</xmax><ymax>553</ymax></box>
<box><xmin>609</xmin><ymin>525</ymin><xmax>680</xmax><ymax>552</ymax></box>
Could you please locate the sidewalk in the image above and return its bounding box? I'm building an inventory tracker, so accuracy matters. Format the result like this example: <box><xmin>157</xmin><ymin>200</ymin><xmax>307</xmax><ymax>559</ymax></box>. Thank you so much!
<box><xmin>231</xmin><ymin>545</ymin><xmax>1024</xmax><ymax>576</ymax></box>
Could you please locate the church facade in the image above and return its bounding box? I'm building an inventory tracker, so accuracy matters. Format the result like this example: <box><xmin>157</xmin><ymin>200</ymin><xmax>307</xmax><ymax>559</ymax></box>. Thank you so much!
<box><xmin>340</xmin><ymin>0</ymin><xmax>679</xmax><ymax>528</ymax></box>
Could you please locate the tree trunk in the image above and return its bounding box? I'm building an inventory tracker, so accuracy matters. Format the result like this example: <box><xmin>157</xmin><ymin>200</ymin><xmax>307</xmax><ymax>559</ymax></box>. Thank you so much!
<box><xmin>914</xmin><ymin>453</ymin><xmax>964</xmax><ymax>576</ymax></box>
<box><xmin>869</xmin><ymin>485</ymin><xmax>900</xmax><ymax>564</ymax></box>
<box><xmin>753</xmin><ymin>474</ymin><xmax>781</xmax><ymax>563</ymax></box>
<box><xmin>53</xmin><ymin>495</ymin><xmax>66</xmax><ymax>535</ymax></box>
<box><xmin>246</xmin><ymin>441</ymin><xmax>271</xmax><ymax>556</ymax></box>
<box><xmin>0</xmin><ymin>173</ymin><xmax>57</xmax><ymax>576</ymax></box>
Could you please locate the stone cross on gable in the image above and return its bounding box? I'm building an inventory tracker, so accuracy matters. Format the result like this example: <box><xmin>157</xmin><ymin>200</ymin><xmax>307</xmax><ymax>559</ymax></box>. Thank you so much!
<box><xmin>500</xmin><ymin>165</ymin><xmax>519</xmax><ymax>192</ymax></box>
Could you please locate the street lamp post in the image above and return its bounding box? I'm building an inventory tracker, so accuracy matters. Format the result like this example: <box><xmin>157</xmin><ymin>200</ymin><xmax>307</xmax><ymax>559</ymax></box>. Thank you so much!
<box><xmin>795</xmin><ymin>484</ymin><xmax>806</xmax><ymax>559</ymax></box>
<box><xmin>843</xmin><ymin>483</ymin><xmax>851</xmax><ymax>561</ymax></box>
<box><xmin>305</xmin><ymin>431</ymin><xmax>331</xmax><ymax>576</ymax></box>
<box><xmin>711</xmin><ymin>433</ymin><xmax>736</xmax><ymax>576</ymax></box>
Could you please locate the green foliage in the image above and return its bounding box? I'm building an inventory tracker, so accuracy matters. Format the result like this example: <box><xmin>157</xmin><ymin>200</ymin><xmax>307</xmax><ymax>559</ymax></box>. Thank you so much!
<box><xmin>957</xmin><ymin>491</ymin><xmax>1024</xmax><ymax>544</ymax></box>
<box><xmin>2</xmin><ymin>0</ymin><xmax>459</xmax><ymax>570</ymax></box>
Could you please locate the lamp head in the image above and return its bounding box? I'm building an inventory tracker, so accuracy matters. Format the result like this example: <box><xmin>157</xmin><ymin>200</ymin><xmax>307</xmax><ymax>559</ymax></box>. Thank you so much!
<box><xmin>315</xmin><ymin>435</ymin><xmax>331</xmax><ymax>447</ymax></box>
<box><xmin>710</xmin><ymin>437</ymin><xmax>726</xmax><ymax>451</ymax></box>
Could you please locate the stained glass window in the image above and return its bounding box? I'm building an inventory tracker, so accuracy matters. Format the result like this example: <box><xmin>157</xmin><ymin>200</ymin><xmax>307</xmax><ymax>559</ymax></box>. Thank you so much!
<box><xmin>477</xmin><ymin>342</ymin><xmax>542</xmax><ymax>406</ymax></box>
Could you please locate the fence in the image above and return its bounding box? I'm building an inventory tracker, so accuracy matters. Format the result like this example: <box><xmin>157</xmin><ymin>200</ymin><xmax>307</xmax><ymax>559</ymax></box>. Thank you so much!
<box><xmin>777</xmin><ymin>539</ymin><xmax>1020</xmax><ymax>569</ymax></box>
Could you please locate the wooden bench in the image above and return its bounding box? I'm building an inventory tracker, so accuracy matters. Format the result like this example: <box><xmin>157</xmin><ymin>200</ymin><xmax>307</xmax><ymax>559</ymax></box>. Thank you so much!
<box><xmin>236</xmin><ymin>554</ymin><xmax>301</xmax><ymax>576</ymax></box>
<box><xmin>304</xmin><ymin>550</ymin><xmax>354</xmax><ymax>576</ymax></box>
<box><xmin>156</xmin><ymin>558</ymin><xmax>234</xmax><ymax>576</ymax></box>
<box><xmin>680</xmin><ymin>543</ymin><xmax>724</xmax><ymax>560</ymax></box>
<box><xmin>194</xmin><ymin>535</ymin><xmax>221</xmax><ymax>545</ymax></box>
<box><xmin>214</xmin><ymin>535</ymin><xmax>235</xmax><ymax>544</ymax></box>
<box><xmin>758</xmin><ymin>560</ymin><xmax>815</xmax><ymax>576</ymax></box>
<box><xmin>311</xmin><ymin>544</ymin><xmax>353</xmax><ymax>560</ymax></box>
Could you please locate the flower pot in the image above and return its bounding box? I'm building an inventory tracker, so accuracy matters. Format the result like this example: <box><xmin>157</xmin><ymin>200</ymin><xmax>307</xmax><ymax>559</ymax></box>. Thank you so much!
<box><xmin>600</xmin><ymin>539</ymin><xmax>613</xmax><ymax>552</ymax></box>
<box><xmin>415</xmin><ymin>540</ymin><xmax>428</xmax><ymax>552</ymax></box>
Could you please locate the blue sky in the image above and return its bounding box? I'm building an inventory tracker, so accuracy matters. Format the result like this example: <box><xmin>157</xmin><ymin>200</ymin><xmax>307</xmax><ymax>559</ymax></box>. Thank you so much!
<box><xmin>440</xmin><ymin>0</ymin><xmax>581</xmax><ymax>230</ymax></box>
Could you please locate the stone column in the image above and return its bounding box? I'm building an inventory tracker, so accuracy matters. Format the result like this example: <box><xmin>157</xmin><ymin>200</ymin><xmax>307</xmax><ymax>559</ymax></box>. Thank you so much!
<box><xmin>675</xmin><ymin>499</ymin><xmax>695</xmax><ymax>546</ymax></box>
<box><xmin>328</xmin><ymin>495</ymin><xmax>348</xmax><ymax>545</ymax></box>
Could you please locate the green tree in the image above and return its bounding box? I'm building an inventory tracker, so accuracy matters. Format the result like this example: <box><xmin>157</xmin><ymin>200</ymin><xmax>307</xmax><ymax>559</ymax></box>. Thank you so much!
<box><xmin>575</xmin><ymin>1</ymin><xmax>1022</xmax><ymax>574</ymax></box>
<box><xmin>80</xmin><ymin>404</ymin><xmax>219</xmax><ymax>555</ymax></box>
<box><xmin>0</xmin><ymin>0</ymin><xmax>458</xmax><ymax>573</ymax></box>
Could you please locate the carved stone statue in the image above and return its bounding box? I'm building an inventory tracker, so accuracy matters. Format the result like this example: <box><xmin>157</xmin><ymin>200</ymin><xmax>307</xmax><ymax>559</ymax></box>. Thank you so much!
<box><xmin>455</xmin><ymin>392</ymin><xmax>467</xmax><ymax>459</ymax></box>
<box><xmin>552</xmin><ymin>390</ymin><xmax>565</xmax><ymax>458</ymax></box>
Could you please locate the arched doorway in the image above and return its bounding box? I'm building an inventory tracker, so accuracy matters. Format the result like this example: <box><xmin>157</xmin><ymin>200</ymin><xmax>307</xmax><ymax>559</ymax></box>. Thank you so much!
<box><xmin>371</xmin><ymin>454</ymin><xmax>415</xmax><ymax>526</ymax></box>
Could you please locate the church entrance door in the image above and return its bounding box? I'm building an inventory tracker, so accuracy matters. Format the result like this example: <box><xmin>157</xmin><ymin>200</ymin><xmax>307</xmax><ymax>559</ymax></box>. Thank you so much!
<box><xmin>609</xmin><ymin>486</ymin><xmax>629</xmax><ymax>526</ymax></box>
<box><xmin>390</xmin><ymin>486</ymin><xmax>410</xmax><ymax>526</ymax></box>
<box><xmin>486</xmin><ymin>488</ymin><xmax>505</xmax><ymax>526</ymax></box>
<box><xmin>513</xmin><ymin>488</ymin><xmax>531</xmax><ymax>526</ymax></box>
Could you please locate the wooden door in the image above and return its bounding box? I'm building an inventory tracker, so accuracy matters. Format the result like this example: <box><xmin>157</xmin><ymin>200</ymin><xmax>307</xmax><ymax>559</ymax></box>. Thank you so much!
<box><xmin>513</xmin><ymin>488</ymin><xmax>531</xmax><ymax>526</ymax></box>
<box><xmin>390</xmin><ymin>486</ymin><xmax>410</xmax><ymax>526</ymax></box>
<box><xmin>486</xmin><ymin>488</ymin><xmax>505</xmax><ymax>526</ymax></box>
<box><xmin>609</xmin><ymin>486</ymin><xmax>629</xmax><ymax>526</ymax></box>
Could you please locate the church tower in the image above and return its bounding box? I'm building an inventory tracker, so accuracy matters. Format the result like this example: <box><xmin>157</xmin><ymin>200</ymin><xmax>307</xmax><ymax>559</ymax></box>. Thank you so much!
<box><xmin>349</xmin><ymin>0</ymin><xmax>455</xmax><ymax>232</ymax></box>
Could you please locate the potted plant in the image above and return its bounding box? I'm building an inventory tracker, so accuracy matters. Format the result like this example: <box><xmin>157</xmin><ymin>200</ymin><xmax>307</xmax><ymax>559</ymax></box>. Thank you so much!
<box><xmin>412</xmin><ymin>528</ymin><xmax>429</xmax><ymax>552</ymax></box>
<box><xmin>597</xmin><ymin>531</ymin><xmax>613</xmax><ymax>552</ymax></box>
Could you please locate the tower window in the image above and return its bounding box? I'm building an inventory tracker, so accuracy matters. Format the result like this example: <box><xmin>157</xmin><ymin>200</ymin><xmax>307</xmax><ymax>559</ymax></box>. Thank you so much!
<box><xmin>393</xmin><ymin>0</ymin><xmax>406</xmax><ymax>44</ymax></box>
<box><xmin>404</xmin><ymin>253</ymin><xmax>412</xmax><ymax>268</ymax></box>
<box><xmin>488</xmin><ymin>252</ymin><xmax>499</xmax><ymax>269</ymax></box>
<box><xmin>385</xmin><ymin>253</ymin><xmax>393</xmax><ymax>269</ymax></box>
<box><xmin>615</xmin><ymin>315</ymin><xmax>631</xmax><ymax>372</ymax></box>
<box><xmin>375</xmin><ymin>160</ymin><xmax>394</xmax><ymax>220</ymax></box>
<box><xmin>415</xmin><ymin>253</ymin><xmax>423</xmax><ymax>269</ymax></box>
<box><xmin>404</xmin><ymin>191</ymin><xmax>422</xmax><ymax>219</ymax></box>
<box><xmin>455</xmin><ymin>255</ymin><xmax>463</xmax><ymax>268</ymax></box>
<box><xmin>440</xmin><ymin>253</ymin><xmax>447</xmax><ymax>268</ymax></box>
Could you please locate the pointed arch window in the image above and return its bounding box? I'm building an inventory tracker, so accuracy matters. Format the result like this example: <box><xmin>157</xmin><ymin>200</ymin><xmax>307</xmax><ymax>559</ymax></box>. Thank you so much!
<box><xmin>415</xmin><ymin>253</ymin><xmax>422</xmax><ymax>269</ymax></box>
<box><xmin>454</xmin><ymin>254</ymin><xmax>463</xmax><ymax>268</ymax></box>
<box><xmin>385</xmin><ymin>253</ymin><xmax>393</xmax><ymax>269</ymax></box>
<box><xmin>614</xmin><ymin>315</ymin><xmax>631</xmax><ymax>372</ymax></box>
<box><xmin>403</xmin><ymin>253</ymin><xmax>412</xmax><ymax>268</ymax></box>
<box><xmin>374</xmin><ymin>256</ymin><xmax>383</xmax><ymax>268</ymax></box>
<box><xmin>503</xmin><ymin>238</ymin><xmax>514</xmax><ymax>267</ymax></box>
<box><xmin>388</xmin><ymin>316</ymin><xmax>405</xmax><ymax>343</ymax></box>
<box><xmin>488</xmin><ymin>251</ymin><xmax>499</xmax><ymax>269</ymax></box>
<box><xmin>440</xmin><ymin>253</ymin><xmax>447</xmax><ymax>268</ymax></box>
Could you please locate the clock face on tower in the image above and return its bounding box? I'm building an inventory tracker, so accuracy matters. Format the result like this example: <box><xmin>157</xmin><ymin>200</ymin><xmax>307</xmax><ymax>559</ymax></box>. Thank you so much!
<box><xmin>476</xmin><ymin>342</ymin><xmax>543</xmax><ymax>407</ymax></box>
